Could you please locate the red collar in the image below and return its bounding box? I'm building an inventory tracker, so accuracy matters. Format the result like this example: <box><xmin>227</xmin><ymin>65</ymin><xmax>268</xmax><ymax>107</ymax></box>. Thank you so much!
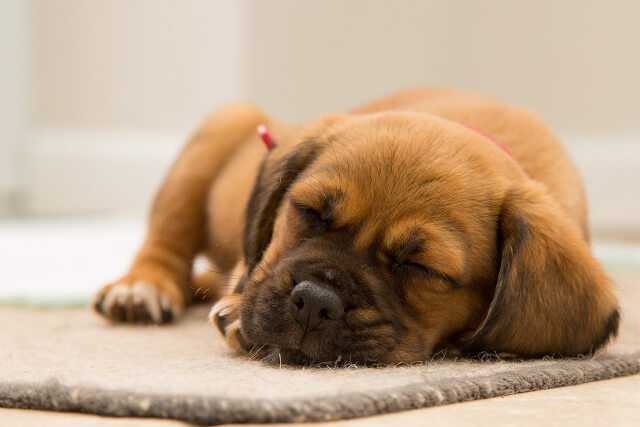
<box><xmin>258</xmin><ymin>122</ymin><xmax>519</xmax><ymax>167</ymax></box>
<box><xmin>257</xmin><ymin>124</ymin><xmax>277</xmax><ymax>150</ymax></box>
<box><xmin>460</xmin><ymin>123</ymin><xmax>519</xmax><ymax>165</ymax></box>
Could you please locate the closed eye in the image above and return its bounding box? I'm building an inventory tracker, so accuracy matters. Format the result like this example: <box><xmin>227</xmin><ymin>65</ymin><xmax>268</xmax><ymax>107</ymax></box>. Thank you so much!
<box><xmin>291</xmin><ymin>201</ymin><xmax>329</xmax><ymax>231</ymax></box>
<box><xmin>394</xmin><ymin>262</ymin><xmax>461</xmax><ymax>290</ymax></box>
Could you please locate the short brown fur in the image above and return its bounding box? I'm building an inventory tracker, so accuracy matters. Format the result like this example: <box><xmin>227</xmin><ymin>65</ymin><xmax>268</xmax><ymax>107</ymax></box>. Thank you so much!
<box><xmin>94</xmin><ymin>88</ymin><xmax>618</xmax><ymax>364</ymax></box>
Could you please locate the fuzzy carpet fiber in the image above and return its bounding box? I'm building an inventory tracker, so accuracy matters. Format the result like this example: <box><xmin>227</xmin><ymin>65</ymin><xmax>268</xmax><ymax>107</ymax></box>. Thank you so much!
<box><xmin>1</xmin><ymin>304</ymin><xmax>639</xmax><ymax>425</ymax></box>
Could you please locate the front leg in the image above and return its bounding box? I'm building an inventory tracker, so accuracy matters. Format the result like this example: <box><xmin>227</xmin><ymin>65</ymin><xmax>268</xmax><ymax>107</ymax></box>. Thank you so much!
<box><xmin>209</xmin><ymin>261</ymin><xmax>250</xmax><ymax>351</ymax></box>
<box><xmin>93</xmin><ymin>104</ymin><xmax>268</xmax><ymax>323</ymax></box>
<box><xmin>93</xmin><ymin>262</ymin><xmax>185</xmax><ymax>323</ymax></box>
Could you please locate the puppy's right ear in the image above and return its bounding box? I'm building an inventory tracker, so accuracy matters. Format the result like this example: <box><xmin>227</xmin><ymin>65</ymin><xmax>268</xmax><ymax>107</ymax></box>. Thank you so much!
<box><xmin>243</xmin><ymin>139</ymin><xmax>324</xmax><ymax>273</ymax></box>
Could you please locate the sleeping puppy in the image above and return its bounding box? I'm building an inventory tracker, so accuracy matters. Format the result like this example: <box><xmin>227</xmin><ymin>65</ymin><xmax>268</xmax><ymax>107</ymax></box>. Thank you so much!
<box><xmin>93</xmin><ymin>88</ymin><xmax>619</xmax><ymax>364</ymax></box>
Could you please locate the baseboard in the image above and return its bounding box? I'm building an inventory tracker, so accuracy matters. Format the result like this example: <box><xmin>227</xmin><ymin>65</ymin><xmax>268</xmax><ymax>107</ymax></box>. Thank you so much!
<box><xmin>18</xmin><ymin>127</ymin><xmax>640</xmax><ymax>235</ymax></box>
<box><xmin>563</xmin><ymin>138</ymin><xmax>639</xmax><ymax>236</ymax></box>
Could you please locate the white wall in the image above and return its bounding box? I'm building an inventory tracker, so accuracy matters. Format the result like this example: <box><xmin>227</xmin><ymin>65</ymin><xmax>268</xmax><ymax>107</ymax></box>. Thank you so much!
<box><xmin>29</xmin><ymin>0</ymin><xmax>639</xmax><ymax>135</ymax></box>
<box><xmin>0</xmin><ymin>0</ymin><xmax>31</xmax><ymax>213</ymax></box>
<box><xmin>20</xmin><ymin>0</ymin><xmax>249</xmax><ymax>215</ymax></box>
<box><xmin>33</xmin><ymin>0</ymin><xmax>248</xmax><ymax>131</ymax></box>
<box><xmin>242</xmin><ymin>0</ymin><xmax>640</xmax><ymax>234</ymax></box>
<box><xmin>245</xmin><ymin>0</ymin><xmax>639</xmax><ymax>137</ymax></box>
<box><xmin>5</xmin><ymin>0</ymin><xmax>640</xmax><ymax>234</ymax></box>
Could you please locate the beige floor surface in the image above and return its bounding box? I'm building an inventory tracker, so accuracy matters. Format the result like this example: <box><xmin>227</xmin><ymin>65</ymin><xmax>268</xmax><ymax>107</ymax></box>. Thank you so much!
<box><xmin>2</xmin><ymin>270</ymin><xmax>639</xmax><ymax>426</ymax></box>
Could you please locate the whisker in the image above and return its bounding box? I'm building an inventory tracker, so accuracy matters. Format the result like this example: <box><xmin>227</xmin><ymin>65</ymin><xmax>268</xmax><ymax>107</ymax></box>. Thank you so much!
<box><xmin>214</xmin><ymin>238</ymin><xmax>232</xmax><ymax>248</ymax></box>
<box><xmin>196</xmin><ymin>256</ymin><xmax>241</xmax><ymax>262</ymax></box>
<box><xmin>255</xmin><ymin>262</ymin><xmax>274</xmax><ymax>280</ymax></box>
<box><xmin>263</xmin><ymin>259</ymin><xmax>276</xmax><ymax>275</ymax></box>
<box><xmin>205</xmin><ymin>268</ymin><xmax>261</xmax><ymax>287</ymax></box>
<box><xmin>249</xmin><ymin>344</ymin><xmax>268</xmax><ymax>360</ymax></box>
<box><xmin>430</xmin><ymin>348</ymin><xmax>448</xmax><ymax>362</ymax></box>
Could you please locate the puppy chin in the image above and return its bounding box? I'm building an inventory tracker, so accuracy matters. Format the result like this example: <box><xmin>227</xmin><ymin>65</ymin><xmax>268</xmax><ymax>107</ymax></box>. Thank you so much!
<box><xmin>239</xmin><ymin>292</ymin><xmax>347</xmax><ymax>364</ymax></box>
<box><xmin>239</xmin><ymin>283</ymin><xmax>302</xmax><ymax>351</ymax></box>
<box><xmin>240</xmin><ymin>310</ymin><xmax>341</xmax><ymax>364</ymax></box>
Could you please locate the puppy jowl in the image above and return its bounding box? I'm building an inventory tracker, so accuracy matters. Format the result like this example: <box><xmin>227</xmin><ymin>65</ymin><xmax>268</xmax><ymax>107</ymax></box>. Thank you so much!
<box><xmin>96</xmin><ymin>89</ymin><xmax>619</xmax><ymax>365</ymax></box>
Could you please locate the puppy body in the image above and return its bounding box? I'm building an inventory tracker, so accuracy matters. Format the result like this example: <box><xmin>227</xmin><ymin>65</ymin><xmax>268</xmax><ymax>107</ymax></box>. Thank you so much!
<box><xmin>209</xmin><ymin>88</ymin><xmax>588</xmax><ymax>260</ymax></box>
<box><xmin>94</xmin><ymin>88</ymin><xmax>617</xmax><ymax>363</ymax></box>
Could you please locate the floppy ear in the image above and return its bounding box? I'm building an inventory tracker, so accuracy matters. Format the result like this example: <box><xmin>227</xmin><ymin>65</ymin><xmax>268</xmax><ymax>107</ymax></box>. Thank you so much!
<box><xmin>464</xmin><ymin>181</ymin><xmax>619</xmax><ymax>356</ymax></box>
<box><xmin>243</xmin><ymin>139</ymin><xmax>324</xmax><ymax>274</ymax></box>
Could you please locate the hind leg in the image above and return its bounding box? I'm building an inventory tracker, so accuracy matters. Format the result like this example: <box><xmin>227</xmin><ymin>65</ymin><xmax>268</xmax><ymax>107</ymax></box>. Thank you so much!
<box><xmin>93</xmin><ymin>104</ymin><xmax>267</xmax><ymax>323</ymax></box>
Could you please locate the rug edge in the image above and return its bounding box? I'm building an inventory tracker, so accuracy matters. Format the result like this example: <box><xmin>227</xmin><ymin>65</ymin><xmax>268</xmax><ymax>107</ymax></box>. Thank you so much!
<box><xmin>1</xmin><ymin>353</ymin><xmax>639</xmax><ymax>424</ymax></box>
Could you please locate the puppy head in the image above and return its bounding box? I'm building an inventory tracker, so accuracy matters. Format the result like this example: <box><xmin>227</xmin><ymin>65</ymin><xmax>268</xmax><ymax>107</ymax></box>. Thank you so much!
<box><xmin>230</xmin><ymin>113</ymin><xmax>618</xmax><ymax>364</ymax></box>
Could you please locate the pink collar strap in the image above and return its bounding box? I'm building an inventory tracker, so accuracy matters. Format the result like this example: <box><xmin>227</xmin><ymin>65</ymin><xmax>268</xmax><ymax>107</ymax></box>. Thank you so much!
<box><xmin>258</xmin><ymin>122</ymin><xmax>519</xmax><ymax>167</ymax></box>
<box><xmin>257</xmin><ymin>124</ymin><xmax>277</xmax><ymax>150</ymax></box>
<box><xmin>460</xmin><ymin>123</ymin><xmax>518</xmax><ymax>165</ymax></box>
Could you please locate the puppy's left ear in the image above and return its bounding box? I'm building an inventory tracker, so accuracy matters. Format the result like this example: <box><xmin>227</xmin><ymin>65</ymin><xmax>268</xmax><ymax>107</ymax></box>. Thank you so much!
<box><xmin>464</xmin><ymin>181</ymin><xmax>619</xmax><ymax>356</ymax></box>
<box><xmin>243</xmin><ymin>139</ymin><xmax>324</xmax><ymax>274</ymax></box>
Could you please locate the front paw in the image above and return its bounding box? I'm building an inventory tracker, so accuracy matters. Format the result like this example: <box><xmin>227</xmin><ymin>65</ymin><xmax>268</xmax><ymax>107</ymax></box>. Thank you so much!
<box><xmin>93</xmin><ymin>278</ymin><xmax>184</xmax><ymax>324</ymax></box>
<box><xmin>209</xmin><ymin>294</ymin><xmax>250</xmax><ymax>352</ymax></box>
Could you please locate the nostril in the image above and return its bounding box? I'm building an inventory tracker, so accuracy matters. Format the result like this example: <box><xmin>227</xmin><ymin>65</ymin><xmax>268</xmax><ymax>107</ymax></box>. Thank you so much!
<box><xmin>291</xmin><ymin>292</ymin><xmax>304</xmax><ymax>310</ymax></box>
<box><xmin>290</xmin><ymin>280</ymin><xmax>344</xmax><ymax>328</ymax></box>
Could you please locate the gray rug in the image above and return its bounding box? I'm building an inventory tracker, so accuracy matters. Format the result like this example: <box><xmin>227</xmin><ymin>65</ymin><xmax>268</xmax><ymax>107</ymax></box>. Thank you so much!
<box><xmin>1</xmin><ymin>306</ymin><xmax>639</xmax><ymax>425</ymax></box>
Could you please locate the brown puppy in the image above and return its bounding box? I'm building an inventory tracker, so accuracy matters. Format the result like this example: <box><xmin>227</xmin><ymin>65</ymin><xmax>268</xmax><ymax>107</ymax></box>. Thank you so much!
<box><xmin>93</xmin><ymin>88</ymin><xmax>619</xmax><ymax>364</ymax></box>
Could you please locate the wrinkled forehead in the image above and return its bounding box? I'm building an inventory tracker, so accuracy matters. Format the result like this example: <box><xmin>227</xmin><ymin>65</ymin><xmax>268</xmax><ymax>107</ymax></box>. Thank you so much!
<box><xmin>291</xmin><ymin>134</ymin><xmax>471</xmax><ymax>221</ymax></box>
<box><xmin>287</xmin><ymin>114</ymin><xmax>500</xmax><ymax>248</ymax></box>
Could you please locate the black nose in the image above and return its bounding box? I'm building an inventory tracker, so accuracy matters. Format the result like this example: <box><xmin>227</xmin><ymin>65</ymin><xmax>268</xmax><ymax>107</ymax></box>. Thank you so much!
<box><xmin>290</xmin><ymin>281</ymin><xmax>344</xmax><ymax>329</ymax></box>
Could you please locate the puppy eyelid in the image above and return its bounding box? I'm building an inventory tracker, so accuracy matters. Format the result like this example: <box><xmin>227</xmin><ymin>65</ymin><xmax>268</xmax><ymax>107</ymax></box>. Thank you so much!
<box><xmin>291</xmin><ymin>200</ymin><xmax>319</xmax><ymax>216</ymax></box>
<box><xmin>291</xmin><ymin>201</ymin><xmax>329</xmax><ymax>228</ymax></box>
<box><xmin>396</xmin><ymin>261</ymin><xmax>461</xmax><ymax>290</ymax></box>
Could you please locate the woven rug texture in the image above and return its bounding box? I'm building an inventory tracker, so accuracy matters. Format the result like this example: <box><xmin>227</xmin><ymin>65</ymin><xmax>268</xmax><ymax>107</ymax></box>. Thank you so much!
<box><xmin>1</xmin><ymin>303</ymin><xmax>639</xmax><ymax>425</ymax></box>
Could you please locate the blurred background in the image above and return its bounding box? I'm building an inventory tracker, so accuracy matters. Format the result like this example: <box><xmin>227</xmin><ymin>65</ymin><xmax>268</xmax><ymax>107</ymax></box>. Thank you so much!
<box><xmin>0</xmin><ymin>0</ymin><xmax>638</xmax><ymax>300</ymax></box>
